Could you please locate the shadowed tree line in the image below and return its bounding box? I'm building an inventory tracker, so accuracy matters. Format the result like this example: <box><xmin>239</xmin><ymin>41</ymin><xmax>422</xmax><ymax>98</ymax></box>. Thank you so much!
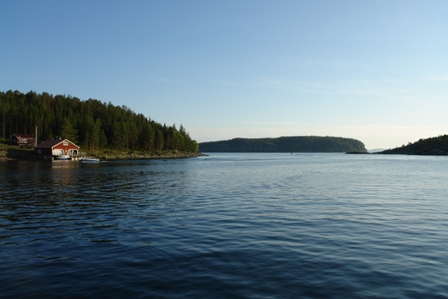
<box><xmin>0</xmin><ymin>90</ymin><xmax>198</xmax><ymax>153</ymax></box>
<box><xmin>379</xmin><ymin>135</ymin><xmax>448</xmax><ymax>155</ymax></box>
<box><xmin>199</xmin><ymin>136</ymin><xmax>367</xmax><ymax>152</ymax></box>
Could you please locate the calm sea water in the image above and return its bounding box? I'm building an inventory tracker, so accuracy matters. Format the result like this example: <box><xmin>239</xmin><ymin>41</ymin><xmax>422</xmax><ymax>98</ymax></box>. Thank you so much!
<box><xmin>1</xmin><ymin>153</ymin><xmax>448</xmax><ymax>298</ymax></box>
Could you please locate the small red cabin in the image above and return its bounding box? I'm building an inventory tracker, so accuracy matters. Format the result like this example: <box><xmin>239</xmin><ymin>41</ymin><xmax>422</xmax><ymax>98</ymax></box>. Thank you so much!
<box><xmin>35</xmin><ymin>139</ymin><xmax>80</xmax><ymax>160</ymax></box>
<box><xmin>11</xmin><ymin>134</ymin><xmax>36</xmax><ymax>148</ymax></box>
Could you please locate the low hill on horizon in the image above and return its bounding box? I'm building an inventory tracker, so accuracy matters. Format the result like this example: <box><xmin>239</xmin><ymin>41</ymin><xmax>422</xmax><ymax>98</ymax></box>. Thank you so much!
<box><xmin>199</xmin><ymin>136</ymin><xmax>367</xmax><ymax>153</ymax></box>
<box><xmin>379</xmin><ymin>135</ymin><xmax>448</xmax><ymax>155</ymax></box>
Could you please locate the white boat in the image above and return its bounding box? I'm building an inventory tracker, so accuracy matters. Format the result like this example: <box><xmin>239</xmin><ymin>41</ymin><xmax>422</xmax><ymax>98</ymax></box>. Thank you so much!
<box><xmin>80</xmin><ymin>157</ymin><xmax>100</xmax><ymax>163</ymax></box>
<box><xmin>54</xmin><ymin>155</ymin><xmax>71</xmax><ymax>160</ymax></box>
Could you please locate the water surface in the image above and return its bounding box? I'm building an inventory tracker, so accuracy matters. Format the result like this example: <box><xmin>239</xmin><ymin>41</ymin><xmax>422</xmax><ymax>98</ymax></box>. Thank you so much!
<box><xmin>1</xmin><ymin>153</ymin><xmax>448</xmax><ymax>298</ymax></box>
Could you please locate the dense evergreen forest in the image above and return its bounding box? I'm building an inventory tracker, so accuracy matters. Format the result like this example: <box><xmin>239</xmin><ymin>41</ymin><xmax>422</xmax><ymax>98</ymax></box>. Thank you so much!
<box><xmin>0</xmin><ymin>90</ymin><xmax>198</xmax><ymax>153</ymax></box>
<box><xmin>379</xmin><ymin>135</ymin><xmax>448</xmax><ymax>155</ymax></box>
<box><xmin>199</xmin><ymin>136</ymin><xmax>367</xmax><ymax>153</ymax></box>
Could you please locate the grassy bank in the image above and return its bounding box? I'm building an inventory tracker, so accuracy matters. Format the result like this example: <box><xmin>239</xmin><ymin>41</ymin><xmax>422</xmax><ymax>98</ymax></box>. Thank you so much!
<box><xmin>0</xmin><ymin>146</ymin><xmax>35</xmax><ymax>160</ymax></box>
<box><xmin>82</xmin><ymin>148</ymin><xmax>205</xmax><ymax>160</ymax></box>
<box><xmin>0</xmin><ymin>143</ymin><xmax>6</xmax><ymax>160</ymax></box>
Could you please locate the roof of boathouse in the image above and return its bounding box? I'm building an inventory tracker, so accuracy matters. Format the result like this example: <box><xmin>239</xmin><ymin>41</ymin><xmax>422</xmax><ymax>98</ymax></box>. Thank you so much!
<box><xmin>35</xmin><ymin>139</ymin><xmax>79</xmax><ymax>149</ymax></box>
<box><xmin>11</xmin><ymin>134</ymin><xmax>36</xmax><ymax>139</ymax></box>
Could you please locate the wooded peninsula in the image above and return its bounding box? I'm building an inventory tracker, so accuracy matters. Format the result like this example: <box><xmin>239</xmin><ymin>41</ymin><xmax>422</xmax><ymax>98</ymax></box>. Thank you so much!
<box><xmin>0</xmin><ymin>90</ymin><xmax>199</xmax><ymax>157</ymax></box>
<box><xmin>199</xmin><ymin>136</ymin><xmax>367</xmax><ymax>153</ymax></box>
<box><xmin>379</xmin><ymin>135</ymin><xmax>448</xmax><ymax>155</ymax></box>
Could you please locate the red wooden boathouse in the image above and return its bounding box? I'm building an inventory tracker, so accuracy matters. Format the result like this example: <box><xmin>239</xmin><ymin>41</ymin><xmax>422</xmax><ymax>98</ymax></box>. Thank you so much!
<box><xmin>34</xmin><ymin>139</ymin><xmax>80</xmax><ymax>160</ymax></box>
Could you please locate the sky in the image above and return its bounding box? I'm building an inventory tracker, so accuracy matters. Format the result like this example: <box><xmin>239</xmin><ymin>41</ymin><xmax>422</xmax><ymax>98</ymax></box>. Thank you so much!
<box><xmin>1</xmin><ymin>1</ymin><xmax>448</xmax><ymax>149</ymax></box>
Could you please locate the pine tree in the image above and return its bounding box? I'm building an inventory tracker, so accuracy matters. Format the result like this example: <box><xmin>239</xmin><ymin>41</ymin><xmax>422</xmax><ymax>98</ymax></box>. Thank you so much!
<box><xmin>60</xmin><ymin>118</ymin><xmax>78</xmax><ymax>143</ymax></box>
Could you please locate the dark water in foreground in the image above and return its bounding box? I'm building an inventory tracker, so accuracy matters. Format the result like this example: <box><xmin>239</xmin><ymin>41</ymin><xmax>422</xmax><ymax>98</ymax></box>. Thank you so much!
<box><xmin>1</xmin><ymin>153</ymin><xmax>448</xmax><ymax>298</ymax></box>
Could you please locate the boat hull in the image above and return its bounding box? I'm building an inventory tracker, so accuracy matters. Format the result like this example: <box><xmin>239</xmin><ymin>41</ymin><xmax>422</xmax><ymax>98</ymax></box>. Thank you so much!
<box><xmin>81</xmin><ymin>158</ymin><xmax>100</xmax><ymax>163</ymax></box>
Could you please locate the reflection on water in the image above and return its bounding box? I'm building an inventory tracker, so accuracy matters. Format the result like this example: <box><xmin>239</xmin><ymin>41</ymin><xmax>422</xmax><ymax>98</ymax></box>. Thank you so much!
<box><xmin>1</xmin><ymin>154</ymin><xmax>448</xmax><ymax>298</ymax></box>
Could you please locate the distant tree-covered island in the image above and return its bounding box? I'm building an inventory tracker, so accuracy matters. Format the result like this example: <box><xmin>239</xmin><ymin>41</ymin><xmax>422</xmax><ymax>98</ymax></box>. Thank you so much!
<box><xmin>379</xmin><ymin>135</ymin><xmax>448</xmax><ymax>156</ymax></box>
<box><xmin>199</xmin><ymin>136</ymin><xmax>367</xmax><ymax>153</ymax></box>
<box><xmin>0</xmin><ymin>90</ymin><xmax>199</xmax><ymax>158</ymax></box>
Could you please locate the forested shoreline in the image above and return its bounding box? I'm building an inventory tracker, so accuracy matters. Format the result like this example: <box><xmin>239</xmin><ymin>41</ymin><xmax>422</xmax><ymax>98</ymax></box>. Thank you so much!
<box><xmin>379</xmin><ymin>135</ymin><xmax>448</xmax><ymax>155</ymax></box>
<box><xmin>199</xmin><ymin>136</ymin><xmax>367</xmax><ymax>152</ymax></box>
<box><xmin>0</xmin><ymin>90</ymin><xmax>198</xmax><ymax>154</ymax></box>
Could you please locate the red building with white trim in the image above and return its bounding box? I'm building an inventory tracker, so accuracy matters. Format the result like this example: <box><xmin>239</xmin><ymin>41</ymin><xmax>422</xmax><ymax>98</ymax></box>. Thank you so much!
<box><xmin>34</xmin><ymin>139</ymin><xmax>80</xmax><ymax>160</ymax></box>
<box><xmin>11</xmin><ymin>134</ymin><xmax>36</xmax><ymax>148</ymax></box>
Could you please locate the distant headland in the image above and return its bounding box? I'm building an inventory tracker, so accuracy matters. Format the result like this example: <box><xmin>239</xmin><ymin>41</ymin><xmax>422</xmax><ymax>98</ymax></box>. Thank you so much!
<box><xmin>199</xmin><ymin>136</ymin><xmax>367</xmax><ymax>153</ymax></box>
<box><xmin>378</xmin><ymin>135</ymin><xmax>448</xmax><ymax>156</ymax></box>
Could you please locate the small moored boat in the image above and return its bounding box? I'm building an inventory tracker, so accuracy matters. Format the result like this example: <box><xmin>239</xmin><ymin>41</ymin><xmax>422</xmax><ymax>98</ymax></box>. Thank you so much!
<box><xmin>80</xmin><ymin>157</ymin><xmax>100</xmax><ymax>163</ymax></box>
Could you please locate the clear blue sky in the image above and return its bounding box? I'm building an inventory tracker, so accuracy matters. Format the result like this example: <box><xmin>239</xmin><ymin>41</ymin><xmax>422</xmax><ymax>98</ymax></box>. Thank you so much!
<box><xmin>1</xmin><ymin>1</ymin><xmax>447</xmax><ymax>149</ymax></box>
